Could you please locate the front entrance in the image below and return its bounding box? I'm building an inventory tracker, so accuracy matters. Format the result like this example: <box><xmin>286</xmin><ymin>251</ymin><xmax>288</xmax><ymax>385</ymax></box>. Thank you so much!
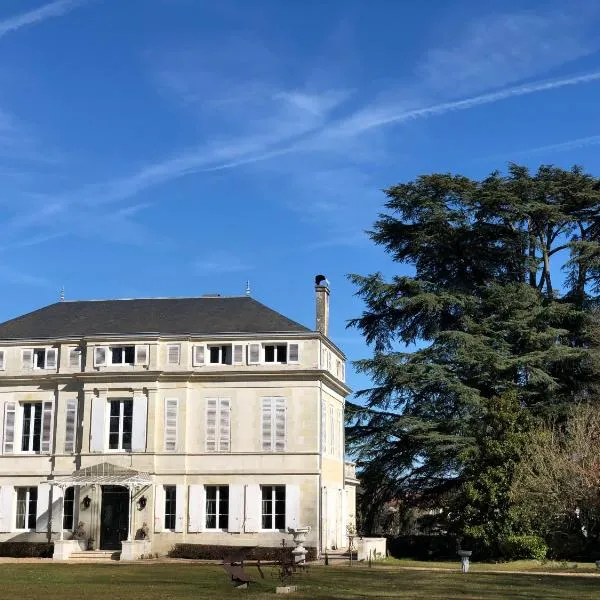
<box><xmin>100</xmin><ymin>485</ymin><xmax>129</xmax><ymax>550</ymax></box>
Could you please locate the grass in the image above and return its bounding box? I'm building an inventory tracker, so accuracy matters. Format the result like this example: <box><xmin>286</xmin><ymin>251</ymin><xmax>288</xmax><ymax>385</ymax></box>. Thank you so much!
<box><xmin>0</xmin><ymin>563</ymin><xmax>598</xmax><ymax>599</ymax></box>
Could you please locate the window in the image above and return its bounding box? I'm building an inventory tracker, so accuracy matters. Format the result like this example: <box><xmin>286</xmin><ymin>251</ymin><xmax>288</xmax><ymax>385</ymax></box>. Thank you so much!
<box><xmin>21</xmin><ymin>403</ymin><xmax>42</xmax><ymax>452</ymax></box>
<box><xmin>164</xmin><ymin>486</ymin><xmax>176</xmax><ymax>530</ymax></box>
<box><xmin>167</xmin><ymin>345</ymin><xmax>180</xmax><ymax>365</ymax></box>
<box><xmin>261</xmin><ymin>397</ymin><xmax>286</xmax><ymax>452</ymax></box>
<box><xmin>0</xmin><ymin>349</ymin><xmax>5</xmax><ymax>370</ymax></box>
<box><xmin>261</xmin><ymin>485</ymin><xmax>285</xmax><ymax>530</ymax></box>
<box><xmin>33</xmin><ymin>349</ymin><xmax>46</xmax><ymax>369</ymax></box>
<box><xmin>205</xmin><ymin>398</ymin><xmax>230</xmax><ymax>452</ymax></box>
<box><xmin>63</xmin><ymin>487</ymin><xmax>75</xmax><ymax>530</ymax></box>
<box><xmin>69</xmin><ymin>348</ymin><xmax>81</xmax><ymax>369</ymax></box>
<box><xmin>264</xmin><ymin>344</ymin><xmax>287</xmax><ymax>363</ymax></box>
<box><xmin>16</xmin><ymin>487</ymin><xmax>37</xmax><ymax>530</ymax></box>
<box><xmin>205</xmin><ymin>485</ymin><xmax>229</xmax><ymax>530</ymax></box>
<box><xmin>208</xmin><ymin>345</ymin><xmax>232</xmax><ymax>365</ymax></box>
<box><xmin>108</xmin><ymin>399</ymin><xmax>133</xmax><ymax>450</ymax></box>
<box><xmin>110</xmin><ymin>346</ymin><xmax>135</xmax><ymax>365</ymax></box>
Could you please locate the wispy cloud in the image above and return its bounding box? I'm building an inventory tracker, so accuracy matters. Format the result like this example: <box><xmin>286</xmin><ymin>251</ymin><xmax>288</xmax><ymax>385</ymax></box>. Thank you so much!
<box><xmin>483</xmin><ymin>134</ymin><xmax>600</xmax><ymax>162</ymax></box>
<box><xmin>0</xmin><ymin>0</ymin><xmax>84</xmax><ymax>40</ymax></box>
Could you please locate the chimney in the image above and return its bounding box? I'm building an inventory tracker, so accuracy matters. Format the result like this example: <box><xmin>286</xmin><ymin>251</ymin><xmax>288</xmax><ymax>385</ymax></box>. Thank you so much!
<box><xmin>315</xmin><ymin>274</ymin><xmax>330</xmax><ymax>336</ymax></box>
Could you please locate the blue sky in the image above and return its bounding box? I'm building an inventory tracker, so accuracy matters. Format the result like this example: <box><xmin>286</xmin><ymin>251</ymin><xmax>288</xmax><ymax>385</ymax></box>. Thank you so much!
<box><xmin>1</xmin><ymin>0</ymin><xmax>600</xmax><ymax>395</ymax></box>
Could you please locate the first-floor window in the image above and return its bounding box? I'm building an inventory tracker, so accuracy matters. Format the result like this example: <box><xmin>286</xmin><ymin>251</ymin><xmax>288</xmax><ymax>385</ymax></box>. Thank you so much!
<box><xmin>108</xmin><ymin>399</ymin><xmax>133</xmax><ymax>450</ymax></box>
<box><xmin>261</xmin><ymin>485</ymin><xmax>285</xmax><ymax>530</ymax></box>
<box><xmin>63</xmin><ymin>487</ymin><xmax>75</xmax><ymax>530</ymax></box>
<box><xmin>21</xmin><ymin>403</ymin><xmax>42</xmax><ymax>452</ymax></box>
<box><xmin>16</xmin><ymin>487</ymin><xmax>37</xmax><ymax>530</ymax></box>
<box><xmin>205</xmin><ymin>486</ymin><xmax>229</xmax><ymax>530</ymax></box>
<box><xmin>164</xmin><ymin>486</ymin><xmax>176</xmax><ymax>530</ymax></box>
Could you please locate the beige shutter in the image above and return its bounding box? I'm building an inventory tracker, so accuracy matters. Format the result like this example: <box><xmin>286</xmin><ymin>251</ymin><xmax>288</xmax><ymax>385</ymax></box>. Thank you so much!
<box><xmin>218</xmin><ymin>399</ymin><xmax>231</xmax><ymax>452</ymax></box>
<box><xmin>154</xmin><ymin>485</ymin><xmax>165</xmax><ymax>533</ymax></box>
<box><xmin>248</xmin><ymin>343</ymin><xmax>260</xmax><ymax>364</ymax></box>
<box><xmin>167</xmin><ymin>345</ymin><xmax>180</xmax><ymax>365</ymax></box>
<box><xmin>285</xmin><ymin>484</ymin><xmax>300</xmax><ymax>529</ymax></box>
<box><xmin>188</xmin><ymin>485</ymin><xmax>205</xmax><ymax>533</ymax></box>
<box><xmin>164</xmin><ymin>398</ymin><xmax>178</xmax><ymax>452</ymax></box>
<box><xmin>3</xmin><ymin>402</ymin><xmax>16</xmax><ymax>454</ymax></box>
<box><xmin>228</xmin><ymin>484</ymin><xmax>244</xmax><ymax>533</ymax></box>
<box><xmin>22</xmin><ymin>348</ymin><xmax>34</xmax><ymax>369</ymax></box>
<box><xmin>244</xmin><ymin>484</ymin><xmax>261</xmax><ymax>533</ymax></box>
<box><xmin>192</xmin><ymin>345</ymin><xmax>205</xmax><ymax>366</ymax></box>
<box><xmin>41</xmin><ymin>401</ymin><xmax>54</xmax><ymax>453</ymax></box>
<box><xmin>0</xmin><ymin>487</ymin><xmax>15</xmax><ymax>532</ymax></box>
<box><xmin>36</xmin><ymin>484</ymin><xmax>51</xmax><ymax>533</ymax></box>
<box><xmin>274</xmin><ymin>398</ymin><xmax>286</xmax><ymax>452</ymax></box>
<box><xmin>233</xmin><ymin>344</ymin><xmax>244</xmax><ymax>365</ymax></box>
<box><xmin>69</xmin><ymin>348</ymin><xmax>80</xmax><ymax>369</ymax></box>
<box><xmin>321</xmin><ymin>400</ymin><xmax>326</xmax><ymax>454</ymax></box>
<box><xmin>329</xmin><ymin>405</ymin><xmax>335</xmax><ymax>455</ymax></box>
<box><xmin>0</xmin><ymin>350</ymin><xmax>5</xmax><ymax>371</ymax></box>
<box><xmin>205</xmin><ymin>398</ymin><xmax>217</xmax><ymax>452</ymax></box>
<box><xmin>288</xmin><ymin>343</ymin><xmax>299</xmax><ymax>363</ymax></box>
<box><xmin>45</xmin><ymin>348</ymin><xmax>57</xmax><ymax>370</ymax></box>
<box><xmin>64</xmin><ymin>399</ymin><xmax>77</xmax><ymax>453</ymax></box>
<box><xmin>93</xmin><ymin>346</ymin><xmax>107</xmax><ymax>367</ymax></box>
<box><xmin>261</xmin><ymin>398</ymin><xmax>273</xmax><ymax>451</ymax></box>
<box><xmin>175</xmin><ymin>484</ymin><xmax>185</xmax><ymax>533</ymax></box>
<box><xmin>135</xmin><ymin>345</ymin><xmax>149</xmax><ymax>366</ymax></box>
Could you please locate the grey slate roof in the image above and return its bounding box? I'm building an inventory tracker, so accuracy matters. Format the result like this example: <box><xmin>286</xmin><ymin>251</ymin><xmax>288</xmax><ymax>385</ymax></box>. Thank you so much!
<box><xmin>0</xmin><ymin>297</ymin><xmax>311</xmax><ymax>340</ymax></box>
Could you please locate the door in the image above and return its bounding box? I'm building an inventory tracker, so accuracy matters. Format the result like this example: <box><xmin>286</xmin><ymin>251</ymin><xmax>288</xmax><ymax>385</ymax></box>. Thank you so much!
<box><xmin>100</xmin><ymin>486</ymin><xmax>129</xmax><ymax>550</ymax></box>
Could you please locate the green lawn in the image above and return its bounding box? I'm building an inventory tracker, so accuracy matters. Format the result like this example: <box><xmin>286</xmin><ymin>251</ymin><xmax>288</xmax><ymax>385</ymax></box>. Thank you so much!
<box><xmin>1</xmin><ymin>563</ymin><xmax>599</xmax><ymax>599</ymax></box>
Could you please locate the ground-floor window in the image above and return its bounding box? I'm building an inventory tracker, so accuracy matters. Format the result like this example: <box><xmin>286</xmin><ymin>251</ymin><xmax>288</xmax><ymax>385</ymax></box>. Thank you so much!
<box><xmin>205</xmin><ymin>485</ymin><xmax>228</xmax><ymax>530</ymax></box>
<box><xmin>63</xmin><ymin>487</ymin><xmax>75</xmax><ymax>530</ymax></box>
<box><xmin>164</xmin><ymin>486</ymin><xmax>176</xmax><ymax>530</ymax></box>
<box><xmin>16</xmin><ymin>487</ymin><xmax>37</xmax><ymax>530</ymax></box>
<box><xmin>261</xmin><ymin>485</ymin><xmax>285</xmax><ymax>530</ymax></box>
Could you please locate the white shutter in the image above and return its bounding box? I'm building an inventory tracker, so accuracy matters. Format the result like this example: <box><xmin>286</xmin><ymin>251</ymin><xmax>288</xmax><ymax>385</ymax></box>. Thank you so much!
<box><xmin>135</xmin><ymin>345</ymin><xmax>149</xmax><ymax>366</ymax></box>
<box><xmin>36</xmin><ymin>483</ymin><xmax>51</xmax><ymax>533</ymax></box>
<box><xmin>0</xmin><ymin>486</ymin><xmax>14</xmax><ymax>532</ymax></box>
<box><xmin>218</xmin><ymin>399</ymin><xmax>230</xmax><ymax>452</ymax></box>
<box><xmin>233</xmin><ymin>344</ymin><xmax>244</xmax><ymax>365</ymax></box>
<box><xmin>175</xmin><ymin>484</ymin><xmax>185</xmax><ymax>532</ymax></box>
<box><xmin>50</xmin><ymin>486</ymin><xmax>64</xmax><ymax>533</ymax></box>
<box><xmin>248</xmin><ymin>343</ymin><xmax>260</xmax><ymax>364</ymax></box>
<box><xmin>41</xmin><ymin>401</ymin><xmax>54</xmax><ymax>453</ymax></box>
<box><xmin>69</xmin><ymin>348</ymin><xmax>80</xmax><ymax>369</ymax></box>
<box><xmin>164</xmin><ymin>398</ymin><xmax>178</xmax><ymax>452</ymax></box>
<box><xmin>244</xmin><ymin>484</ymin><xmax>261</xmax><ymax>532</ymax></box>
<box><xmin>93</xmin><ymin>346</ymin><xmax>107</xmax><ymax>367</ymax></box>
<box><xmin>64</xmin><ymin>399</ymin><xmax>77</xmax><ymax>453</ymax></box>
<box><xmin>274</xmin><ymin>398</ymin><xmax>286</xmax><ymax>452</ymax></box>
<box><xmin>0</xmin><ymin>350</ymin><xmax>5</xmax><ymax>370</ymax></box>
<box><xmin>288</xmin><ymin>343</ymin><xmax>299</xmax><ymax>363</ymax></box>
<box><xmin>22</xmin><ymin>348</ymin><xmax>33</xmax><ymax>369</ymax></box>
<box><xmin>132</xmin><ymin>396</ymin><xmax>148</xmax><ymax>452</ymax></box>
<box><xmin>321</xmin><ymin>401</ymin><xmax>326</xmax><ymax>454</ymax></box>
<box><xmin>192</xmin><ymin>345</ymin><xmax>205</xmax><ymax>366</ymax></box>
<box><xmin>261</xmin><ymin>398</ymin><xmax>273</xmax><ymax>451</ymax></box>
<box><xmin>205</xmin><ymin>398</ymin><xmax>217</xmax><ymax>452</ymax></box>
<box><xmin>154</xmin><ymin>485</ymin><xmax>165</xmax><ymax>533</ymax></box>
<box><xmin>167</xmin><ymin>345</ymin><xmax>180</xmax><ymax>365</ymax></box>
<box><xmin>285</xmin><ymin>484</ymin><xmax>300</xmax><ymax>529</ymax></box>
<box><xmin>228</xmin><ymin>484</ymin><xmax>244</xmax><ymax>533</ymax></box>
<box><xmin>329</xmin><ymin>406</ymin><xmax>335</xmax><ymax>456</ymax></box>
<box><xmin>3</xmin><ymin>401</ymin><xmax>16</xmax><ymax>454</ymax></box>
<box><xmin>90</xmin><ymin>397</ymin><xmax>106</xmax><ymax>452</ymax></box>
<box><xmin>188</xmin><ymin>485</ymin><xmax>205</xmax><ymax>533</ymax></box>
<box><xmin>45</xmin><ymin>348</ymin><xmax>57</xmax><ymax>370</ymax></box>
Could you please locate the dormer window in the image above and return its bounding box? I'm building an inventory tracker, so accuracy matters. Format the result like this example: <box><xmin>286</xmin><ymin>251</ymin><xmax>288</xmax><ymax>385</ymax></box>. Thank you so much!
<box><xmin>33</xmin><ymin>349</ymin><xmax>46</xmax><ymax>369</ymax></box>
<box><xmin>264</xmin><ymin>344</ymin><xmax>287</xmax><ymax>364</ymax></box>
<box><xmin>209</xmin><ymin>345</ymin><xmax>232</xmax><ymax>365</ymax></box>
<box><xmin>110</xmin><ymin>346</ymin><xmax>135</xmax><ymax>365</ymax></box>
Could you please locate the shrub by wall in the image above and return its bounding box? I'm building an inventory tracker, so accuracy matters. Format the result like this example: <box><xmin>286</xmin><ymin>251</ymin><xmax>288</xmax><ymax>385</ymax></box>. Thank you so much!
<box><xmin>0</xmin><ymin>542</ymin><xmax>54</xmax><ymax>558</ymax></box>
<box><xmin>499</xmin><ymin>535</ymin><xmax>548</xmax><ymax>561</ymax></box>
<box><xmin>168</xmin><ymin>544</ymin><xmax>318</xmax><ymax>562</ymax></box>
<box><xmin>387</xmin><ymin>535</ymin><xmax>457</xmax><ymax>560</ymax></box>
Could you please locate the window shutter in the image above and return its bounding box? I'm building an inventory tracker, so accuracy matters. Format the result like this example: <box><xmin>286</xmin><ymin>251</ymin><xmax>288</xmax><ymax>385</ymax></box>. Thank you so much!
<box><xmin>132</xmin><ymin>396</ymin><xmax>148</xmax><ymax>452</ymax></box>
<box><xmin>167</xmin><ymin>345</ymin><xmax>180</xmax><ymax>365</ymax></box>
<box><xmin>205</xmin><ymin>398</ymin><xmax>217</xmax><ymax>452</ymax></box>
<box><xmin>93</xmin><ymin>346</ymin><xmax>107</xmax><ymax>367</ymax></box>
<box><xmin>22</xmin><ymin>349</ymin><xmax>34</xmax><ymax>369</ymax></box>
<box><xmin>164</xmin><ymin>398</ymin><xmax>178</xmax><ymax>452</ymax></box>
<box><xmin>50</xmin><ymin>486</ymin><xmax>64</xmax><ymax>533</ymax></box>
<box><xmin>274</xmin><ymin>398</ymin><xmax>286</xmax><ymax>452</ymax></box>
<box><xmin>288</xmin><ymin>343</ymin><xmax>299</xmax><ymax>363</ymax></box>
<box><xmin>41</xmin><ymin>401</ymin><xmax>54</xmax><ymax>453</ymax></box>
<box><xmin>329</xmin><ymin>405</ymin><xmax>335</xmax><ymax>456</ymax></box>
<box><xmin>90</xmin><ymin>396</ymin><xmax>106</xmax><ymax>452</ymax></box>
<box><xmin>192</xmin><ymin>345</ymin><xmax>205</xmax><ymax>366</ymax></box>
<box><xmin>327</xmin><ymin>351</ymin><xmax>332</xmax><ymax>370</ymax></box>
<box><xmin>321</xmin><ymin>400</ymin><xmax>326</xmax><ymax>454</ymax></box>
<box><xmin>175</xmin><ymin>484</ymin><xmax>185</xmax><ymax>533</ymax></box>
<box><xmin>285</xmin><ymin>484</ymin><xmax>300</xmax><ymax>529</ymax></box>
<box><xmin>0</xmin><ymin>350</ymin><xmax>5</xmax><ymax>370</ymax></box>
<box><xmin>45</xmin><ymin>348</ymin><xmax>57</xmax><ymax>370</ymax></box>
<box><xmin>64</xmin><ymin>399</ymin><xmax>77</xmax><ymax>453</ymax></box>
<box><xmin>69</xmin><ymin>348</ymin><xmax>80</xmax><ymax>369</ymax></box>
<box><xmin>188</xmin><ymin>484</ymin><xmax>205</xmax><ymax>533</ymax></box>
<box><xmin>248</xmin><ymin>343</ymin><xmax>260</xmax><ymax>364</ymax></box>
<box><xmin>3</xmin><ymin>402</ymin><xmax>16</xmax><ymax>454</ymax></box>
<box><xmin>244</xmin><ymin>484</ymin><xmax>261</xmax><ymax>533</ymax></box>
<box><xmin>36</xmin><ymin>484</ymin><xmax>51</xmax><ymax>533</ymax></box>
<box><xmin>218</xmin><ymin>399</ymin><xmax>231</xmax><ymax>452</ymax></box>
<box><xmin>233</xmin><ymin>344</ymin><xmax>244</xmax><ymax>365</ymax></box>
<box><xmin>261</xmin><ymin>398</ymin><xmax>273</xmax><ymax>451</ymax></box>
<box><xmin>228</xmin><ymin>484</ymin><xmax>244</xmax><ymax>533</ymax></box>
<box><xmin>154</xmin><ymin>485</ymin><xmax>165</xmax><ymax>533</ymax></box>
<box><xmin>0</xmin><ymin>487</ymin><xmax>15</xmax><ymax>532</ymax></box>
<box><xmin>135</xmin><ymin>345</ymin><xmax>149</xmax><ymax>366</ymax></box>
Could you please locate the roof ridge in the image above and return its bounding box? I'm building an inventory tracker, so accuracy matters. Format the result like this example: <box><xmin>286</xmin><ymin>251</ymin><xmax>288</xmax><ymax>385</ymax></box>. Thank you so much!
<box><xmin>60</xmin><ymin>295</ymin><xmax>248</xmax><ymax>302</ymax></box>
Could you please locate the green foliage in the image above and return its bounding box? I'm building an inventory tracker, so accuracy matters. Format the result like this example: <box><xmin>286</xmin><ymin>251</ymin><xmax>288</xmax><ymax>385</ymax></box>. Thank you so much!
<box><xmin>499</xmin><ymin>535</ymin><xmax>548</xmax><ymax>561</ymax></box>
<box><xmin>0</xmin><ymin>542</ymin><xmax>54</xmax><ymax>557</ymax></box>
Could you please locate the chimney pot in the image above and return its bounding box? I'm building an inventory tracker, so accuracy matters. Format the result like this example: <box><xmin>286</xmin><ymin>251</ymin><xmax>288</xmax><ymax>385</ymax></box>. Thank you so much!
<box><xmin>315</xmin><ymin>275</ymin><xmax>330</xmax><ymax>336</ymax></box>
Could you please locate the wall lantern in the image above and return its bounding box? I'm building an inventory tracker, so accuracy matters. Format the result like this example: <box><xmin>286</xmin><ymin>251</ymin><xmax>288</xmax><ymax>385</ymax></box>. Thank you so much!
<box><xmin>82</xmin><ymin>495</ymin><xmax>91</xmax><ymax>509</ymax></box>
<box><xmin>137</xmin><ymin>496</ymin><xmax>147</xmax><ymax>510</ymax></box>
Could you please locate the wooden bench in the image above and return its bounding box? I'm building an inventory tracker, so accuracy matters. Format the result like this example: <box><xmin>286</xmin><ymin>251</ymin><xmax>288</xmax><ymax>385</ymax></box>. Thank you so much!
<box><xmin>222</xmin><ymin>563</ymin><xmax>254</xmax><ymax>588</ymax></box>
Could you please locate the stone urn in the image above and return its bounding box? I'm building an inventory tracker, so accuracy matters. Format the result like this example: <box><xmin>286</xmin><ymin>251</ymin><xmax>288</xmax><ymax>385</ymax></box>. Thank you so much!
<box><xmin>458</xmin><ymin>550</ymin><xmax>472</xmax><ymax>574</ymax></box>
<box><xmin>288</xmin><ymin>526</ymin><xmax>311</xmax><ymax>564</ymax></box>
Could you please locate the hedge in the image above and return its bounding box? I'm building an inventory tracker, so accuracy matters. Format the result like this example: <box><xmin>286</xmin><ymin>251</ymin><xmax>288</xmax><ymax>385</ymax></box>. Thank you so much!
<box><xmin>387</xmin><ymin>535</ymin><xmax>458</xmax><ymax>561</ymax></box>
<box><xmin>168</xmin><ymin>544</ymin><xmax>317</xmax><ymax>562</ymax></box>
<box><xmin>0</xmin><ymin>542</ymin><xmax>54</xmax><ymax>558</ymax></box>
<box><xmin>499</xmin><ymin>535</ymin><xmax>548</xmax><ymax>561</ymax></box>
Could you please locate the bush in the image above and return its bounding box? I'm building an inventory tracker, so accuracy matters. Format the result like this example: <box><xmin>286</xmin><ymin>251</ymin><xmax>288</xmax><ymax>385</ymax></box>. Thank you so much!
<box><xmin>0</xmin><ymin>542</ymin><xmax>54</xmax><ymax>558</ymax></box>
<box><xmin>387</xmin><ymin>535</ymin><xmax>458</xmax><ymax>560</ymax></box>
<box><xmin>168</xmin><ymin>544</ymin><xmax>318</xmax><ymax>562</ymax></box>
<box><xmin>499</xmin><ymin>535</ymin><xmax>548</xmax><ymax>561</ymax></box>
